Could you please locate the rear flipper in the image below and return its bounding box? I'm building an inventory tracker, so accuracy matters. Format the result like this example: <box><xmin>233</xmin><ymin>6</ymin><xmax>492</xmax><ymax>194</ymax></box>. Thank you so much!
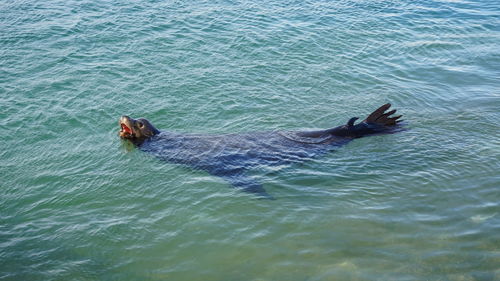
<box><xmin>363</xmin><ymin>103</ymin><xmax>403</xmax><ymax>125</ymax></box>
<box><xmin>330</xmin><ymin>103</ymin><xmax>404</xmax><ymax>138</ymax></box>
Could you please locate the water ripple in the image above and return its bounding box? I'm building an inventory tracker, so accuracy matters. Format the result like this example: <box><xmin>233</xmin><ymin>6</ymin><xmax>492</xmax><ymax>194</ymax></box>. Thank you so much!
<box><xmin>2</xmin><ymin>0</ymin><xmax>500</xmax><ymax>280</ymax></box>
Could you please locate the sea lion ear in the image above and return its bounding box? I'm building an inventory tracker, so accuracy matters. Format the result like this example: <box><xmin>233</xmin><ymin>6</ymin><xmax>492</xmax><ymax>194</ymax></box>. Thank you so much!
<box><xmin>347</xmin><ymin>117</ymin><xmax>359</xmax><ymax>128</ymax></box>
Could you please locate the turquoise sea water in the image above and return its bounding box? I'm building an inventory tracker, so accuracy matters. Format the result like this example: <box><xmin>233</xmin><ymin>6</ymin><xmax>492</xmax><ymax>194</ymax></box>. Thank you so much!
<box><xmin>1</xmin><ymin>0</ymin><xmax>499</xmax><ymax>280</ymax></box>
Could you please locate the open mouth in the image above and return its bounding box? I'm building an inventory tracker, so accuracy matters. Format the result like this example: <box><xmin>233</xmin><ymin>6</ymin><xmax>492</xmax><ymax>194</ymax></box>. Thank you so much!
<box><xmin>121</xmin><ymin>123</ymin><xmax>132</xmax><ymax>134</ymax></box>
<box><xmin>120</xmin><ymin>122</ymin><xmax>134</xmax><ymax>138</ymax></box>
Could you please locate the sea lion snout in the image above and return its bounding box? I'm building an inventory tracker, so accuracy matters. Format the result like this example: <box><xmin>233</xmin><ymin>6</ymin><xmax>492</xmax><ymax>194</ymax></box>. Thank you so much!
<box><xmin>119</xmin><ymin>116</ymin><xmax>135</xmax><ymax>139</ymax></box>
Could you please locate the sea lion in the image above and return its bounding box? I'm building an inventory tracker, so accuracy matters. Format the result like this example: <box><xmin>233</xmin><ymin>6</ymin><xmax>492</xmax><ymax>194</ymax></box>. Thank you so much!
<box><xmin>119</xmin><ymin>103</ymin><xmax>403</xmax><ymax>198</ymax></box>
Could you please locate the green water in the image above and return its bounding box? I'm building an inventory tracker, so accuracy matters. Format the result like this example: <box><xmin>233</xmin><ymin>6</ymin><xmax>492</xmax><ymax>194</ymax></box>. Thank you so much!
<box><xmin>1</xmin><ymin>0</ymin><xmax>499</xmax><ymax>280</ymax></box>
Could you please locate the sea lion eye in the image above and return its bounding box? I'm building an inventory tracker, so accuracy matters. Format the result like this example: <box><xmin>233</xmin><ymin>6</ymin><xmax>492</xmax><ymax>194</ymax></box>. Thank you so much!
<box><xmin>137</xmin><ymin>122</ymin><xmax>144</xmax><ymax>128</ymax></box>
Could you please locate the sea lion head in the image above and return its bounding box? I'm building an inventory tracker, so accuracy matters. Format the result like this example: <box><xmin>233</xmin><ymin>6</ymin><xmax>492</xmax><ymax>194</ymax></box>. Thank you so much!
<box><xmin>119</xmin><ymin>116</ymin><xmax>160</xmax><ymax>143</ymax></box>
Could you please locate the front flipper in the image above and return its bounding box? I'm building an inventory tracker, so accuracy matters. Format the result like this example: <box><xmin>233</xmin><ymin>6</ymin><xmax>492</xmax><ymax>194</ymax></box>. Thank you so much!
<box><xmin>221</xmin><ymin>172</ymin><xmax>275</xmax><ymax>200</ymax></box>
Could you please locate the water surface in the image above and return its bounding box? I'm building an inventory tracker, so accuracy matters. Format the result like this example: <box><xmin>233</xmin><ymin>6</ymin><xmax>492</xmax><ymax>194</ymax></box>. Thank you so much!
<box><xmin>1</xmin><ymin>0</ymin><xmax>499</xmax><ymax>280</ymax></box>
